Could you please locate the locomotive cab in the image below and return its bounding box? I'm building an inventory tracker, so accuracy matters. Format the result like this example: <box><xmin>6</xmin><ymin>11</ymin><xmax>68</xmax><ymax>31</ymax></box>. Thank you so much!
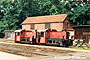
<box><xmin>15</xmin><ymin>30</ymin><xmax>36</xmax><ymax>44</ymax></box>
<box><xmin>15</xmin><ymin>30</ymin><xmax>23</xmax><ymax>43</ymax></box>
<box><xmin>36</xmin><ymin>29</ymin><xmax>51</xmax><ymax>44</ymax></box>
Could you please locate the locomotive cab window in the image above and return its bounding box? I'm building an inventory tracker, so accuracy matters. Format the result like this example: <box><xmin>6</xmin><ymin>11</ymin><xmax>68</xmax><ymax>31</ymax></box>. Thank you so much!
<box><xmin>21</xmin><ymin>31</ymin><xmax>24</xmax><ymax>35</ymax></box>
<box><xmin>46</xmin><ymin>32</ymin><xmax>49</xmax><ymax>36</ymax></box>
<box><xmin>16</xmin><ymin>32</ymin><xmax>20</xmax><ymax>36</ymax></box>
<box><xmin>41</xmin><ymin>32</ymin><xmax>44</xmax><ymax>37</ymax></box>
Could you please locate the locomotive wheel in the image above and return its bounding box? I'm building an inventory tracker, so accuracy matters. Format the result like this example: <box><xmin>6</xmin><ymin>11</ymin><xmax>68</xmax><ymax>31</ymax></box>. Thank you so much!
<box><xmin>58</xmin><ymin>43</ymin><xmax>61</xmax><ymax>47</ymax></box>
<box><xmin>58</xmin><ymin>43</ymin><xmax>63</xmax><ymax>47</ymax></box>
<box><xmin>31</xmin><ymin>41</ymin><xmax>33</xmax><ymax>45</ymax></box>
<box><xmin>15</xmin><ymin>41</ymin><xmax>19</xmax><ymax>43</ymax></box>
<box><xmin>20</xmin><ymin>40</ymin><xmax>24</xmax><ymax>44</ymax></box>
<box><xmin>38</xmin><ymin>38</ymin><xmax>40</xmax><ymax>45</ymax></box>
<box><xmin>38</xmin><ymin>42</ymin><xmax>41</xmax><ymax>45</ymax></box>
<box><xmin>32</xmin><ymin>38</ymin><xmax>36</xmax><ymax>45</ymax></box>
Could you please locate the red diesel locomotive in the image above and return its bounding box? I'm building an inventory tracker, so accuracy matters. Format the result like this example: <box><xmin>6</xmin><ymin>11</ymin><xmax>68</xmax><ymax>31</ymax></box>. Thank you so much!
<box><xmin>15</xmin><ymin>29</ymin><xmax>73</xmax><ymax>47</ymax></box>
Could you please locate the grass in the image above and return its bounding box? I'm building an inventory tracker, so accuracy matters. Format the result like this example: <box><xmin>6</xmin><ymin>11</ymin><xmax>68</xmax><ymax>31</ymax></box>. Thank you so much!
<box><xmin>71</xmin><ymin>46</ymin><xmax>90</xmax><ymax>50</ymax></box>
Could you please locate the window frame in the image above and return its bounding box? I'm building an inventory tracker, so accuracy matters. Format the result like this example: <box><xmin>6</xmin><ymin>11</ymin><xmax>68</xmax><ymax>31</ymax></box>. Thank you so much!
<box><xmin>45</xmin><ymin>23</ymin><xmax>50</xmax><ymax>29</ymax></box>
<box><xmin>30</xmin><ymin>24</ymin><xmax>35</xmax><ymax>29</ymax></box>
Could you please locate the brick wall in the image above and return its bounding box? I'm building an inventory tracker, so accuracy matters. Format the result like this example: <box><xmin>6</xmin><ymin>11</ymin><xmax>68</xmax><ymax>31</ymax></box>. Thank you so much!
<box><xmin>22</xmin><ymin>25</ymin><xmax>31</xmax><ymax>30</ymax></box>
<box><xmin>35</xmin><ymin>24</ymin><xmax>45</xmax><ymax>30</ymax></box>
<box><xmin>50</xmin><ymin>23</ymin><xmax>63</xmax><ymax>31</ymax></box>
<box><xmin>22</xmin><ymin>20</ymin><xmax>73</xmax><ymax>31</ymax></box>
<box><xmin>22</xmin><ymin>23</ymin><xmax>64</xmax><ymax>31</ymax></box>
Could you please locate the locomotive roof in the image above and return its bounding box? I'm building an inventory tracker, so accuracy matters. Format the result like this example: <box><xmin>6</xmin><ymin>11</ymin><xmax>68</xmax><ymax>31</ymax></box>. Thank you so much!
<box><xmin>15</xmin><ymin>30</ymin><xmax>22</xmax><ymax>32</ymax></box>
<box><xmin>5</xmin><ymin>30</ymin><xmax>15</xmax><ymax>32</ymax></box>
<box><xmin>22</xmin><ymin>14</ymin><xmax>67</xmax><ymax>24</ymax></box>
<box><xmin>37</xmin><ymin>29</ymin><xmax>49</xmax><ymax>32</ymax></box>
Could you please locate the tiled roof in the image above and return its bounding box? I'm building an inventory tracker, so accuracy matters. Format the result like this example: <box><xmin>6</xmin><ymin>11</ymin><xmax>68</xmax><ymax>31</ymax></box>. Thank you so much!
<box><xmin>22</xmin><ymin>14</ymin><xmax>67</xmax><ymax>24</ymax></box>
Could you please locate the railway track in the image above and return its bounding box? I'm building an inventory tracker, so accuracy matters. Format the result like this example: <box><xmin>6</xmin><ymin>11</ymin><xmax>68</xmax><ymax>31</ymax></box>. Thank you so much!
<box><xmin>0</xmin><ymin>42</ymin><xmax>75</xmax><ymax>57</ymax></box>
<box><xmin>0</xmin><ymin>44</ymin><xmax>49</xmax><ymax>57</ymax></box>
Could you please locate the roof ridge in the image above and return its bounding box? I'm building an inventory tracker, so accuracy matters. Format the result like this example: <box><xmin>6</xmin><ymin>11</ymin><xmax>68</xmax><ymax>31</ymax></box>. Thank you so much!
<box><xmin>22</xmin><ymin>14</ymin><xmax>68</xmax><ymax>24</ymax></box>
<box><xmin>27</xmin><ymin>14</ymin><xmax>67</xmax><ymax>18</ymax></box>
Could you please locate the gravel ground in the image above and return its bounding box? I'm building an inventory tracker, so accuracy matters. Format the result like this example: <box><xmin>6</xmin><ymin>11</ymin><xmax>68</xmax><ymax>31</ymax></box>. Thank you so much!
<box><xmin>0</xmin><ymin>39</ymin><xmax>90</xmax><ymax>60</ymax></box>
<box><xmin>0</xmin><ymin>38</ymin><xmax>14</xmax><ymax>43</ymax></box>
<box><xmin>0</xmin><ymin>51</ymin><xmax>89</xmax><ymax>60</ymax></box>
<box><xmin>0</xmin><ymin>43</ymin><xmax>74</xmax><ymax>57</ymax></box>
<box><xmin>0</xmin><ymin>51</ymin><xmax>29</xmax><ymax>60</ymax></box>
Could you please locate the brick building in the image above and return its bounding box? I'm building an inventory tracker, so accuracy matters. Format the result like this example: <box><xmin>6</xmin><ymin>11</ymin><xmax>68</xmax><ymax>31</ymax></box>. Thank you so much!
<box><xmin>22</xmin><ymin>14</ymin><xmax>74</xmax><ymax>39</ymax></box>
<box><xmin>22</xmin><ymin>14</ymin><xmax>73</xmax><ymax>31</ymax></box>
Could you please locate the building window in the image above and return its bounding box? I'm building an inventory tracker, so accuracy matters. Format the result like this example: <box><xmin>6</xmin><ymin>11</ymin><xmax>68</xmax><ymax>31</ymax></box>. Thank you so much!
<box><xmin>67</xmin><ymin>23</ymin><xmax>68</xmax><ymax>29</ymax></box>
<box><xmin>45</xmin><ymin>23</ymin><xmax>50</xmax><ymax>29</ymax></box>
<box><xmin>30</xmin><ymin>24</ymin><xmax>35</xmax><ymax>29</ymax></box>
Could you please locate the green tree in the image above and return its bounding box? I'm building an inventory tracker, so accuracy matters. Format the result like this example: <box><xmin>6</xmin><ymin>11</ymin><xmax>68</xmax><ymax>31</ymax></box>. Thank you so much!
<box><xmin>65</xmin><ymin>0</ymin><xmax>90</xmax><ymax>25</ymax></box>
<box><xmin>0</xmin><ymin>0</ymin><xmax>89</xmax><ymax>32</ymax></box>
<box><xmin>0</xmin><ymin>0</ymin><xmax>32</xmax><ymax>30</ymax></box>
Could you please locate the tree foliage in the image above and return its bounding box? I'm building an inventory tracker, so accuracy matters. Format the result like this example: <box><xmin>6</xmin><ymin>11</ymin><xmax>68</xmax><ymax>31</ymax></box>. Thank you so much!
<box><xmin>0</xmin><ymin>0</ymin><xmax>89</xmax><ymax>32</ymax></box>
